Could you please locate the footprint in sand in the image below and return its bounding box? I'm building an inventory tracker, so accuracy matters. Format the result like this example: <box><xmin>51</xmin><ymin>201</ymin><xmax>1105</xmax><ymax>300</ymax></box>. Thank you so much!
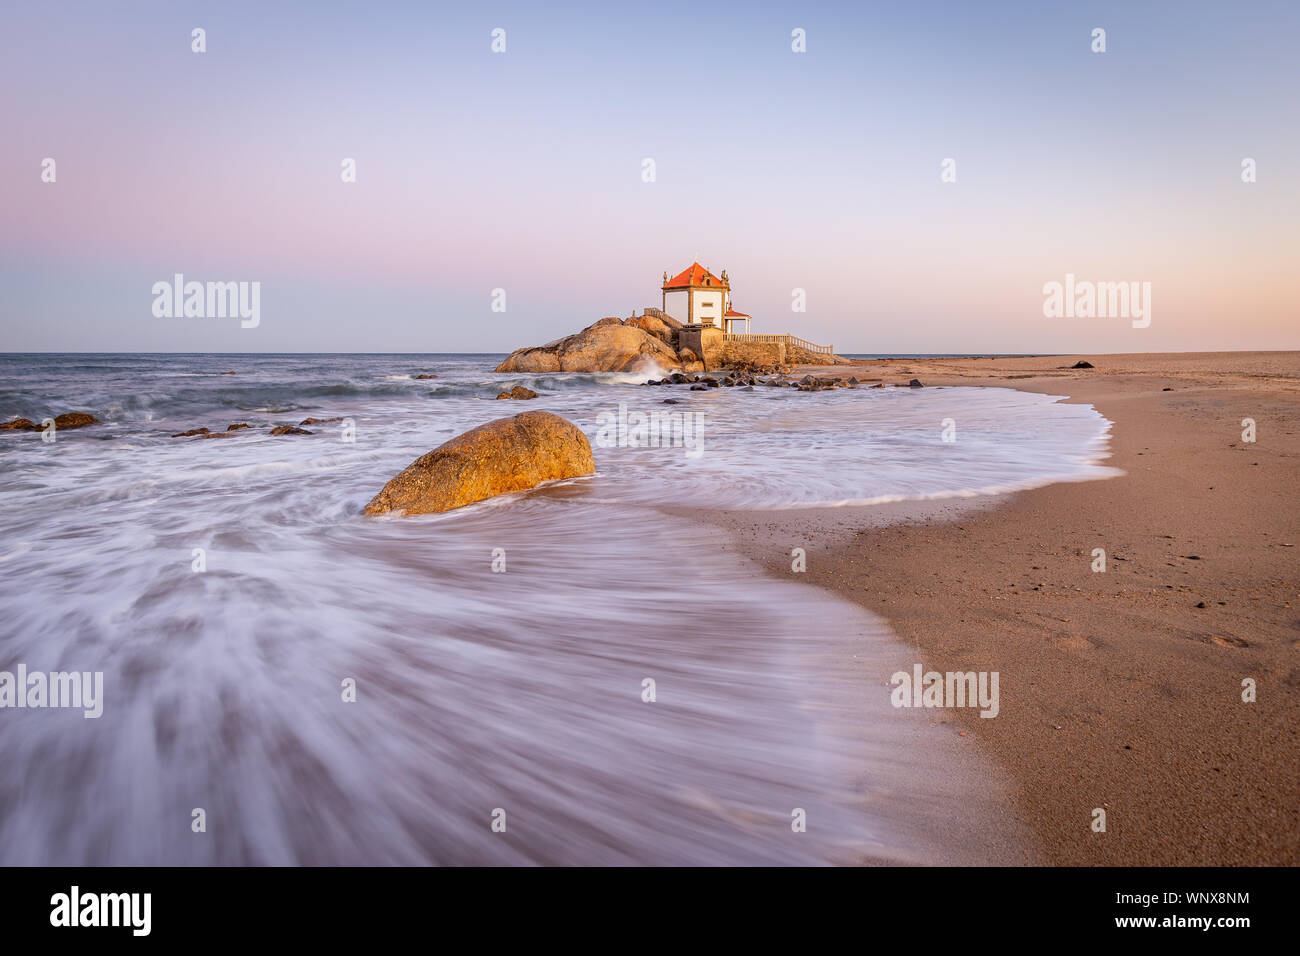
<box><xmin>1210</xmin><ymin>634</ymin><xmax>1249</xmax><ymax>648</ymax></box>
<box><xmin>1055</xmin><ymin>635</ymin><xmax>1097</xmax><ymax>652</ymax></box>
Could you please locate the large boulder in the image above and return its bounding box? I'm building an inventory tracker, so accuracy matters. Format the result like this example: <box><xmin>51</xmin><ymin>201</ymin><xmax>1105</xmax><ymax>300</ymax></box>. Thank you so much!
<box><xmin>495</xmin><ymin>322</ymin><xmax>681</xmax><ymax>374</ymax></box>
<box><xmin>363</xmin><ymin>410</ymin><xmax>595</xmax><ymax>516</ymax></box>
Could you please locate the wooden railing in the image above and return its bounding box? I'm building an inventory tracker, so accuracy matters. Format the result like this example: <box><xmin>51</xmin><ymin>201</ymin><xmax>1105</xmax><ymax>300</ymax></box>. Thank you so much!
<box><xmin>788</xmin><ymin>334</ymin><xmax>835</xmax><ymax>356</ymax></box>
<box><xmin>723</xmin><ymin>332</ymin><xmax>835</xmax><ymax>355</ymax></box>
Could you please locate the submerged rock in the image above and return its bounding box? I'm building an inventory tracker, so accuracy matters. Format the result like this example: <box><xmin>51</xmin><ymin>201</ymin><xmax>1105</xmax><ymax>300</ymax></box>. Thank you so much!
<box><xmin>269</xmin><ymin>425</ymin><xmax>312</xmax><ymax>436</ymax></box>
<box><xmin>299</xmin><ymin>417</ymin><xmax>343</xmax><ymax>425</ymax></box>
<box><xmin>495</xmin><ymin>386</ymin><xmax>538</xmax><ymax>400</ymax></box>
<box><xmin>227</xmin><ymin>422</ymin><xmax>253</xmax><ymax>431</ymax></box>
<box><xmin>7</xmin><ymin>412</ymin><xmax>105</xmax><ymax>431</ymax></box>
<box><xmin>363</xmin><ymin>410</ymin><xmax>594</xmax><ymax>516</ymax></box>
<box><xmin>908</xmin><ymin>379</ymin><xmax>924</xmax><ymax>388</ymax></box>
<box><xmin>172</xmin><ymin>427</ymin><xmax>210</xmax><ymax>438</ymax></box>
<box><xmin>53</xmin><ymin>413</ymin><xmax>101</xmax><ymax>429</ymax></box>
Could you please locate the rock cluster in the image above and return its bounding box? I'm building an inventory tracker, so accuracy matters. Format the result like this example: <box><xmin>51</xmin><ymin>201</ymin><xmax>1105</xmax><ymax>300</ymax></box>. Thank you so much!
<box><xmin>2</xmin><ymin>412</ymin><xmax>101</xmax><ymax>431</ymax></box>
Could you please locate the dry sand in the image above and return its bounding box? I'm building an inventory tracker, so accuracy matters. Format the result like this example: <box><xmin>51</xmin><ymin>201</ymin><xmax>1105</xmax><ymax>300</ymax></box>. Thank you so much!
<box><xmin>705</xmin><ymin>351</ymin><xmax>1299</xmax><ymax>865</ymax></box>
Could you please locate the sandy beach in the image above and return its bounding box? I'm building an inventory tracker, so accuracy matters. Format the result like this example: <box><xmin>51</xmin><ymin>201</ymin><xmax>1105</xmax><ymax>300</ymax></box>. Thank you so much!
<box><xmin>705</xmin><ymin>351</ymin><xmax>1300</xmax><ymax>866</ymax></box>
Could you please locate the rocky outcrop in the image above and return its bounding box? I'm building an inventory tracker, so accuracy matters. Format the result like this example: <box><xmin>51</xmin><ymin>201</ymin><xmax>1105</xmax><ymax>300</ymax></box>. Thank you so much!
<box><xmin>270</xmin><ymin>425</ymin><xmax>312</xmax><ymax>436</ymax></box>
<box><xmin>496</xmin><ymin>386</ymin><xmax>538</xmax><ymax>400</ymax></box>
<box><xmin>496</xmin><ymin>312</ymin><xmax>843</xmax><ymax>374</ymax></box>
<box><xmin>1</xmin><ymin>418</ymin><xmax>38</xmax><ymax>431</ymax></box>
<box><xmin>495</xmin><ymin>319</ymin><xmax>682</xmax><ymax>374</ymax></box>
<box><xmin>363</xmin><ymin>410</ymin><xmax>594</xmax><ymax>516</ymax></box>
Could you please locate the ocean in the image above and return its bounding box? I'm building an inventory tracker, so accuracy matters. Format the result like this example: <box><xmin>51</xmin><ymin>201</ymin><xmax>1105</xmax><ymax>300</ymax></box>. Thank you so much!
<box><xmin>0</xmin><ymin>353</ymin><xmax>1118</xmax><ymax>864</ymax></box>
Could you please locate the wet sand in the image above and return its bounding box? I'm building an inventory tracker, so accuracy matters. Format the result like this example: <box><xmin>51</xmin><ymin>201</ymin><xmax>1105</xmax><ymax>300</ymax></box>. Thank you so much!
<box><xmin>702</xmin><ymin>351</ymin><xmax>1300</xmax><ymax>865</ymax></box>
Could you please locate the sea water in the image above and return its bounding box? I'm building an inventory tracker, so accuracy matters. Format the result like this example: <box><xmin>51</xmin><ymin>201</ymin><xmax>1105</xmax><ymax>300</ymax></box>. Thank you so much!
<box><xmin>0</xmin><ymin>354</ymin><xmax>1117</xmax><ymax>864</ymax></box>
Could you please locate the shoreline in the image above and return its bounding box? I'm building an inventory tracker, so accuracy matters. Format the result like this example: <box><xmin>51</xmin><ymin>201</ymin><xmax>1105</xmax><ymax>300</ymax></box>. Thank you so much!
<box><xmin>700</xmin><ymin>351</ymin><xmax>1300</xmax><ymax>865</ymax></box>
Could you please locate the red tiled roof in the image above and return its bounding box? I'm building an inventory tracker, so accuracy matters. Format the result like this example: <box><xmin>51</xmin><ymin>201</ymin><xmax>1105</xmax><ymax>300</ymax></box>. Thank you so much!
<box><xmin>724</xmin><ymin>308</ymin><xmax>750</xmax><ymax>317</ymax></box>
<box><xmin>664</xmin><ymin>262</ymin><xmax>726</xmax><ymax>290</ymax></box>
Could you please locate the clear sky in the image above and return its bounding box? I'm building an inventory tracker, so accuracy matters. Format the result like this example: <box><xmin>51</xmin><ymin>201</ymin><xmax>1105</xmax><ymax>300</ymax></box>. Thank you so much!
<box><xmin>1</xmin><ymin>0</ymin><xmax>1296</xmax><ymax>354</ymax></box>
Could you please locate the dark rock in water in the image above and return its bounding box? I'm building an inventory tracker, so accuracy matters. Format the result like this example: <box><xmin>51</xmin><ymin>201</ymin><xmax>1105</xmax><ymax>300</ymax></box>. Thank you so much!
<box><xmin>872</xmin><ymin>383</ymin><xmax>885</xmax><ymax>388</ymax></box>
<box><xmin>662</xmin><ymin>398</ymin><xmax>681</xmax><ymax>404</ymax></box>
<box><xmin>363</xmin><ymin>410</ymin><xmax>594</xmax><ymax>516</ymax></box>
<box><xmin>908</xmin><ymin>379</ymin><xmax>924</xmax><ymax>388</ymax></box>
<box><xmin>739</xmin><ymin>385</ymin><xmax>755</xmax><ymax>391</ymax></box>
<box><xmin>1</xmin><ymin>418</ymin><xmax>38</xmax><ymax>431</ymax></box>
<box><xmin>219</xmin><ymin>371</ymin><xmax>236</xmax><ymax>375</ymax></box>
<box><xmin>270</xmin><ymin>425</ymin><xmax>312</xmax><ymax>436</ymax></box>
<box><xmin>496</xmin><ymin>386</ymin><xmax>539</xmax><ymax>400</ymax></box>
<box><xmin>227</xmin><ymin>422</ymin><xmax>253</xmax><ymax>431</ymax></box>
<box><xmin>705</xmin><ymin>378</ymin><xmax>720</xmax><ymax>388</ymax></box>
<box><xmin>53</xmin><ymin>413</ymin><xmax>101</xmax><ymax>429</ymax></box>
<box><xmin>172</xmin><ymin>427</ymin><xmax>210</xmax><ymax>437</ymax></box>
<box><xmin>848</xmin><ymin>377</ymin><xmax>859</xmax><ymax>385</ymax></box>
<box><xmin>299</xmin><ymin>417</ymin><xmax>342</xmax><ymax>426</ymax></box>
<box><xmin>1071</xmin><ymin>361</ymin><xmax>1094</xmax><ymax>369</ymax></box>
<box><xmin>690</xmin><ymin>384</ymin><xmax>708</xmax><ymax>391</ymax></box>
<box><xmin>414</xmin><ymin>373</ymin><xmax>438</xmax><ymax>379</ymax></box>
<box><xmin>199</xmin><ymin>430</ymin><xmax>235</xmax><ymax>439</ymax></box>
<box><xmin>1163</xmin><ymin>387</ymin><xmax>1172</xmax><ymax>391</ymax></box>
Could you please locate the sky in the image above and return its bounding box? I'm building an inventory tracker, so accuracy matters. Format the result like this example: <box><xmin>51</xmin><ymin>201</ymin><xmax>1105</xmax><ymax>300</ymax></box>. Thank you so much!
<box><xmin>1</xmin><ymin>0</ymin><xmax>1296</xmax><ymax>354</ymax></box>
